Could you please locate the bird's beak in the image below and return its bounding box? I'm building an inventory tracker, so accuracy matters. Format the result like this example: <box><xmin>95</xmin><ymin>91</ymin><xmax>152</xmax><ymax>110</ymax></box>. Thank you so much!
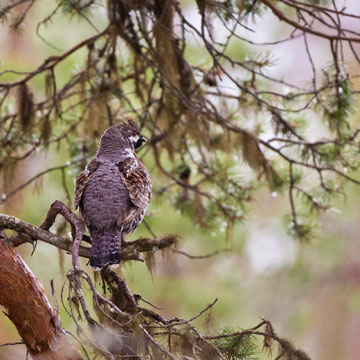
<box><xmin>134</xmin><ymin>135</ymin><xmax>147</xmax><ymax>149</ymax></box>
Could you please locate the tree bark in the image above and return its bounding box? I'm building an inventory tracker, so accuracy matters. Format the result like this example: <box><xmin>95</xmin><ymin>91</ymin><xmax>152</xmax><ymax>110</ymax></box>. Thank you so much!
<box><xmin>0</xmin><ymin>239</ymin><xmax>82</xmax><ymax>360</ymax></box>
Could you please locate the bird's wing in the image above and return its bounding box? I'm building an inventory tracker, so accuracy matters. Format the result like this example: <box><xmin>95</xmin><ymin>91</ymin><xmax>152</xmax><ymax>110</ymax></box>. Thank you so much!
<box><xmin>74</xmin><ymin>159</ymin><xmax>101</xmax><ymax>210</ymax></box>
<box><xmin>117</xmin><ymin>158</ymin><xmax>152</xmax><ymax>209</ymax></box>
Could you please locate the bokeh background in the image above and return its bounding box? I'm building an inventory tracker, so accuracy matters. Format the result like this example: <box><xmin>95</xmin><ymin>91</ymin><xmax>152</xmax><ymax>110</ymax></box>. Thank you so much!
<box><xmin>1</xmin><ymin>1</ymin><xmax>360</xmax><ymax>359</ymax></box>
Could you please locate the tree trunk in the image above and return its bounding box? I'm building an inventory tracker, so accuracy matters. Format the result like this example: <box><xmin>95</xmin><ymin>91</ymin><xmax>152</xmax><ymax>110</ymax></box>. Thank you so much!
<box><xmin>0</xmin><ymin>239</ymin><xmax>82</xmax><ymax>360</ymax></box>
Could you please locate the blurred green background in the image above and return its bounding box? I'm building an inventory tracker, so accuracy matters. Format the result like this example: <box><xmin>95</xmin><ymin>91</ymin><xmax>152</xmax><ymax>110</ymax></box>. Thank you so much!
<box><xmin>1</xmin><ymin>1</ymin><xmax>360</xmax><ymax>359</ymax></box>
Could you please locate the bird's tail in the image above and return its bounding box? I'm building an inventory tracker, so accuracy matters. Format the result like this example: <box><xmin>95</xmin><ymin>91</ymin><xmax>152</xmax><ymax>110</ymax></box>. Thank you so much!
<box><xmin>89</xmin><ymin>228</ymin><xmax>122</xmax><ymax>271</ymax></box>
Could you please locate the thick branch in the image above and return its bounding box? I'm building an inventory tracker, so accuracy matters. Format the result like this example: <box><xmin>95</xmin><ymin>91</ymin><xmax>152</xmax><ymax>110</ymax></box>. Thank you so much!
<box><xmin>0</xmin><ymin>236</ymin><xmax>82</xmax><ymax>360</ymax></box>
<box><xmin>0</xmin><ymin>212</ymin><xmax>92</xmax><ymax>259</ymax></box>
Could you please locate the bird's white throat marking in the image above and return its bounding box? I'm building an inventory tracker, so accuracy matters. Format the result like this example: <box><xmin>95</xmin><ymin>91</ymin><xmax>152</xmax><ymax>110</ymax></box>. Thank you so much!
<box><xmin>124</xmin><ymin>148</ymin><xmax>135</xmax><ymax>158</ymax></box>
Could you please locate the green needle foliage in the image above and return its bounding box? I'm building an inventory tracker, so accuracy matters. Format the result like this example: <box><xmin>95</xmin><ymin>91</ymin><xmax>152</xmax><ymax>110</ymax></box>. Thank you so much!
<box><xmin>216</xmin><ymin>326</ymin><xmax>259</xmax><ymax>360</ymax></box>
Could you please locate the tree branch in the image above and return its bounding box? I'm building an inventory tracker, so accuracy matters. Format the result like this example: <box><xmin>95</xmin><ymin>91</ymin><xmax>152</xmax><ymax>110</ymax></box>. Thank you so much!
<box><xmin>0</xmin><ymin>201</ymin><xmax>178</xmax><ymax>263</ymax></box>
<box><xmin>260</xmin><ymin>0</ymin><xmax>360</xmax><ymax>42</ymax></box>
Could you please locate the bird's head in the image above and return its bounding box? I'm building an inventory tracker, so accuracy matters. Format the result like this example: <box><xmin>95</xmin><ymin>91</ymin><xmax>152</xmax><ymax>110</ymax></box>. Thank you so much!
<box><xmin>97</xmin><ymin>118</ymin><xmax>146</xmax><ymax>159</ymax></box>
<box><xmin>119</xmin><ymin>118</ymin><xmax>147</xmax><ymax>150</ymax></box>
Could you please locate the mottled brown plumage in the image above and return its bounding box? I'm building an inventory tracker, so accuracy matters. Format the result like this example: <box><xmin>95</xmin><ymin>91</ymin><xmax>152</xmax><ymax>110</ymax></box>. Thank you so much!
<box><xmin>74</xmin><ymin>119</ymin><xmax>151</xmax><ymax>270</ymax></box>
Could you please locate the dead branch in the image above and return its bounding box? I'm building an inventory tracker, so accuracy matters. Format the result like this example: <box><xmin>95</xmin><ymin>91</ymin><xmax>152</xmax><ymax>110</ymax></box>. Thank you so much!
<box><xmin>0</xmin><ymin>201</ymin><xmax>178</xmax><ymax>263</ymax></box>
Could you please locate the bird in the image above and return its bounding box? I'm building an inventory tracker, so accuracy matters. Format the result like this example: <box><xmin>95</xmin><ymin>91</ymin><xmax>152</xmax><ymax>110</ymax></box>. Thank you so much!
<box><xmin>74</xmin><ymin>118</ymin><xmax>152</xmax><ymax>270</ymax></box>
